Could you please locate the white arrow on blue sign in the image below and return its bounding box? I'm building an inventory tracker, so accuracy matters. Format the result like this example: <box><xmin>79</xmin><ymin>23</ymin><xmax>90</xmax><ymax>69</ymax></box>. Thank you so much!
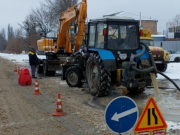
<box><xmin>105</xmin><ymin>96</ymin><xmax>139</xmax><ymax>134</ymax></box>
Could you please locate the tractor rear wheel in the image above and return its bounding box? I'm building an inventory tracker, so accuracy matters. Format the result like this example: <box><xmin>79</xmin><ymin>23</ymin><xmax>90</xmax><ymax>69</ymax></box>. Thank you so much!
<box><xmin>86</xmin><ymin>54</ymin><xmax>111</xmax><ymax>97</ymax></box>
<box><xmin>65</xmin><ymin>66</ymin><xmax>83</xmax><ymax>87</ymax></box>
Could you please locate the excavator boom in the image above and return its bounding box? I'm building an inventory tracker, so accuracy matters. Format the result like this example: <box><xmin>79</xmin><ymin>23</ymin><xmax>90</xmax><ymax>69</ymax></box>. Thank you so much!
<box><xmin>57</xmin><ymin>0</ymin><xmax>87</xmax><ymax>53</ymax></box>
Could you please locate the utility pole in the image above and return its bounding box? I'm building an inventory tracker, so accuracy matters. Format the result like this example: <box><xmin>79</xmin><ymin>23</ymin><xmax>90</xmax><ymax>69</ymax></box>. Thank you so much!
<box><xmin>139</xmin><ymin>12</ymin><xmax>143</xmax><ymax>29</ymax></box>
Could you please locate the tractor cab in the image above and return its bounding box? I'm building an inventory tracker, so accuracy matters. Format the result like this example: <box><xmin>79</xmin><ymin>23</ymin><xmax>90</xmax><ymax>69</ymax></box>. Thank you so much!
<box><xmin>87</xmin><ymin>16</ymin><xmax>140</xmax><ymax>60</ymax></box>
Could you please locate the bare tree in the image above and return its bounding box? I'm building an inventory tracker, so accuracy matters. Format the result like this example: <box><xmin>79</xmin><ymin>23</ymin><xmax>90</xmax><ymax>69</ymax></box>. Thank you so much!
<box><xmin>19</xmin><ymin>16</ymin><xmax>40</xmax><ymax>51</ymax></box>
<box><xmin>44</xmin><ymin>0</ymin><xmax>78</xmax><ymax>28</ymax></box>
<box><xmin>45</xmin><ymin>0</ymin><xmax>78</xmax><ymax>17</ymax></box>
<box><xmin>7</xmin><ymin>24</ymin><xmax>14</xmax><ymax>40</ymax></box>
<box><xmin>30</xmin><ymin>4</ymin><xmax>57</xmax><ymax>37</ymax></box>
<box><xmin>0</xmin><ymin>28</ymin><xmax>7</xmax><ymax>51</ymax></box>
<box><xmin>12</xmin><ymin>29</ymin><xmax>25</xmax><ymax>53</ymax></box>
<box><xmin>6</xmin><ymin>24</ymin><xmax>15</xmax><ymax>51</ymax></box>
<box><xmin>173</xmin><ymin>15</ymin><xmax>180</xmax><ymax>27</ymax></box>
<box><xmin>19</xmin><ymin>16</ymin><xmax>37</xmax><ymax>38</ymax></box>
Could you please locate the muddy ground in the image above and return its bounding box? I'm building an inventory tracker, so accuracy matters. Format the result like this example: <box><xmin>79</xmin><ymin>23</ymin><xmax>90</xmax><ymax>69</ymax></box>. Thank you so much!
<box><xmin>0</xmin><ymin>56</ymin><xmax>180</xmax><ymax>135</ymax></box>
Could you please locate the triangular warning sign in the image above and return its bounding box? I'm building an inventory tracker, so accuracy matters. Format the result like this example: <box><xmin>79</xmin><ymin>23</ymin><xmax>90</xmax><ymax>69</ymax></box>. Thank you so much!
<box><xmin>134</xmin><ymin>96</ymin><xmax>167</xmax><ymax>132</ymax></box>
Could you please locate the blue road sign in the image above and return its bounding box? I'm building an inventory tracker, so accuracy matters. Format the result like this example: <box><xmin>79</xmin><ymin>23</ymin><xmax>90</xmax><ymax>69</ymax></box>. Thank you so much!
<box><xmin>105</xmin><ymin>96</ymin><xmax>139</xmax><ymax>134</ymax></box>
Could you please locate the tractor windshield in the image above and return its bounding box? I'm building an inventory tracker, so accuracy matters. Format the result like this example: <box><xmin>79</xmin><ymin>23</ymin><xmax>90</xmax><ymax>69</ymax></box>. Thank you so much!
<box><xmin>108</xmin><ymin>24</ymin><xmax>138</xmax><ymax>50</ymax></box>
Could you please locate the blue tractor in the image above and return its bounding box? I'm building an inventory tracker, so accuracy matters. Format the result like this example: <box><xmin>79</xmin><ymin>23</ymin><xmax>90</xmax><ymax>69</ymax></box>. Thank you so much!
<box><xmin>62</xmin><ymin>17</ymin><xmax>157</xmax><ymax>97</ymax></box>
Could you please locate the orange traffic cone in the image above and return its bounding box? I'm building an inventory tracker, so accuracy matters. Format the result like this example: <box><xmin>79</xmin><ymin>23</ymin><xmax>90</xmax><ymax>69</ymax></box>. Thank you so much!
<box><xmin>17</xmin><ymin>66</ymin><xmax>20</xmax><ymax>74</ymax></box>
<box><xmin>14</xmin><ymin>65</ymin><xmax>17</xmax><ymax>72</ymax></box>
<box><xmin>18</xmin><ymin>67</ymin><xmax>21</xmax><ymax>75</ymax></box>
<box><xmin>52</xmin><ymin>93</ymin><xmax>66</xmax><ymax>116</ymax></box>
<box><xmin>34</xmin><ymin>80</ymin><xmax>41</xmax><ymax>95</ymax></box>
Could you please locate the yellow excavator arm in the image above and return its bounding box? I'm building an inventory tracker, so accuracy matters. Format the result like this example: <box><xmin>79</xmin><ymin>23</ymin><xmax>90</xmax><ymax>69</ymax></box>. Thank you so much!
<box><xmin>57</xmin><ymin>0</ymin><xmax>87</xmax><ymax>53</ymax></box>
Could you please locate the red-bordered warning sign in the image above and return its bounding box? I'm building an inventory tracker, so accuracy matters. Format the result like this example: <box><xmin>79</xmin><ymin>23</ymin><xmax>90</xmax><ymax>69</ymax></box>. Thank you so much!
<box><xmin>134</xmin><ymin>96</ymin><xmax>167</xmax><ymax>132</ymax></box>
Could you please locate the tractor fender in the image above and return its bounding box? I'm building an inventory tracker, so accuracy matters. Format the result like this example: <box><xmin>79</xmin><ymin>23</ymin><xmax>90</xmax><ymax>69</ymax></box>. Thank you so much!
<box><xmin>88</xmin><ymin>49</ymin><xmax>117</xmax><ymax>71</ymax></box>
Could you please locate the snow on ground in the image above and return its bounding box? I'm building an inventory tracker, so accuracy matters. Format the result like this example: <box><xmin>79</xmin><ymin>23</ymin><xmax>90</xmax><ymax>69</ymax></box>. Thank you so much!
<box><xmin>167</xmin><ymin>121</ymin><xmax>180</xmax><ymax>131</ymax></box>
<box><xmin>0</xmin><ymin>52</ymin><xmax>180</xmax><ymax>132</ymax></box>
<box><xmin>0</xmin><ymin>53</ymin><xmax>46</xmax><ymax>65</ymax></box>
<box><xmin>144</xmin><ymin>87</ymin><xmax>180</xmax><ymax>109</ymax></box>
<box><xmin>157</xmin><ymin>63</ymin><xmax>180</xmax><ymax>80</ymax></box>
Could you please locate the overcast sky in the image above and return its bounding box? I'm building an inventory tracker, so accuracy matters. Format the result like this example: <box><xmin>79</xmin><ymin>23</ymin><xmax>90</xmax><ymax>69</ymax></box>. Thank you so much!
<box><xmin>0</xmin><ymin>0</ymin><xmax>179</xmax><ymax>33</ymax></box>
<box><xmin>0</xmin><ymin>0</ymin><xmax>44</xmax><ymax>31</ymax></box>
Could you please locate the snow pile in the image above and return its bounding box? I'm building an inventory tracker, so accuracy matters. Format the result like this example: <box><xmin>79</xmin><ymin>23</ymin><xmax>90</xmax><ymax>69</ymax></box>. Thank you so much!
<box><xmin>167</xmin><ymin>121</ymin><xmax>180</xmax><ymax>132</ymax></box>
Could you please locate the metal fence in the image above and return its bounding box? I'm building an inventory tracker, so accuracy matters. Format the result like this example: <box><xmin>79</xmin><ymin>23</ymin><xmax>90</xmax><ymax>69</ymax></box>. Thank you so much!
<box><xmin>154</xmin><ymin>41</ymin><xmax>180</xmax><ymax>52</ymax></box>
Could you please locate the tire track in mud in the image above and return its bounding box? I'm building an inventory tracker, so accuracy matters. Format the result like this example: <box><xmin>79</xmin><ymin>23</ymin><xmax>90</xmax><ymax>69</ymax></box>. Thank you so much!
<box><xmin>0</xmin><ymin>58</ymin><xmax>39</xmax><ymax>134</ymax></box>
<box><xmin>0</xmin><ymin>57</ymin><xmax>99</xmax><ymax>135</ymax></box>
<box><xmin>20</xmin><ymin>87</ymin><xmax>99</xmax><ymax>135</ymax></box>
<box><xmin>0</xmin><ymin>58</ymin><xmax>14</xmax><ymax>134</ymax></box>
<box><xmin>0</xmin><ymin>58</ymin><xmax>67</xmax><ymax>134</ymax></box>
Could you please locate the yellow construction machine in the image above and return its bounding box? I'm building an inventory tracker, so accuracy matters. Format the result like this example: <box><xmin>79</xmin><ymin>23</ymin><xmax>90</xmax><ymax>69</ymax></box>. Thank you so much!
<box><xmin>140</xmin><ymin>29</ymin><xmax>170</xmax><ymax>72</ymax></box>
<box><xmin>37</xmin><ymin>0</ymin><xmax>87</xmax><ymax>76</ymax></box>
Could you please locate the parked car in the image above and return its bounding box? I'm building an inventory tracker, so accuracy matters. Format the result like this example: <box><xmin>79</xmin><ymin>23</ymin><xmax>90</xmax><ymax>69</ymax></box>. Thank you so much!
<box><xmin>170</xmin><ymin>51</ymin><xmax>180</xmax><ymax>62</ymax></box>
<box><xmin>167</xmin><ymin>50</ymin><xmax>176</xmax><ymax>54</ymax></box>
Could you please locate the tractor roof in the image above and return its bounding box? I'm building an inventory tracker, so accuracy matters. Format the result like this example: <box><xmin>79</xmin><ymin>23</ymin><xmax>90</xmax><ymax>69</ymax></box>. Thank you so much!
<box><xmin>89</xmin><ymin>16</ymin><xmax>139</xmax><ymax>23</ymax></box>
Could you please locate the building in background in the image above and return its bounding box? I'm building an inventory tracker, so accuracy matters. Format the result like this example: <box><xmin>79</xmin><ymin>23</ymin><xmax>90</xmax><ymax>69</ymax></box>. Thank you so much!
<box><xmin>141</xmin><ymin>20</ymin><xmax>158</xmax><ymax>34</ymax></box>
<box><xmin>166</xmin><ymin>22</ymin><xmax>180</xmax><ymax>39</ymax></box>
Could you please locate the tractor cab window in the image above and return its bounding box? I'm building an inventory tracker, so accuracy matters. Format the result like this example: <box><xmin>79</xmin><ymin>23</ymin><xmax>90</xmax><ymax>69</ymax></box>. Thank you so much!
<box><xmin>108</xmin><ymin>24</ymin><xmax>138</xmax><ymax>50</ymax></box>
<box><xmin>95</xmin><ymin>23</ymin><xmax>104</xmax><ymax>49</ymax></box>
<box><xmin>88</xmin><ymin>25</ymin><xmax>96</xmax><ymax>47</ymax></box>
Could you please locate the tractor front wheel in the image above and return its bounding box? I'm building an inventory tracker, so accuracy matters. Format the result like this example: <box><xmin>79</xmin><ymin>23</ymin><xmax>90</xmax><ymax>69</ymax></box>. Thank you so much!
<box><xmin>65</xmin><ymin>66</ymin><xmax>83</xmax><ymax>87</ymax></box>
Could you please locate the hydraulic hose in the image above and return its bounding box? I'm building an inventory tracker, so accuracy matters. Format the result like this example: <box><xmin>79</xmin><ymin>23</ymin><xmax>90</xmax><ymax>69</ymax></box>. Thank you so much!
<box><xmin>131</xmin><ymin>65</ymin><xmax>154</xmax><ymax>73</ymax></box>
<box><xmin>130</xmin><ymin>45</ymin><xmax>145</xmax><ymax>61</ymax></box>
<box><xmin>129</xmin><ymin>42</ymin><xmax>180</xmax><ymax>91</ymax></box>
<box><xmin>138</xmin><ymin>43</ymin><xmax>180</xmax><ymax>91</ymax></box>
<box><xmin>130</xmin><ymin>42</ymin><xmax>157</xmax><ymax>73</ymax></box>
<box><xmin>141</xmin><ymin>42</ymin><xmax>157</xmax><ymax>73</ymax></box>
<box><xmin>157</xmin><ymin>70</ymin><xmax>180</xmax><ymax>91</ymax></box>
